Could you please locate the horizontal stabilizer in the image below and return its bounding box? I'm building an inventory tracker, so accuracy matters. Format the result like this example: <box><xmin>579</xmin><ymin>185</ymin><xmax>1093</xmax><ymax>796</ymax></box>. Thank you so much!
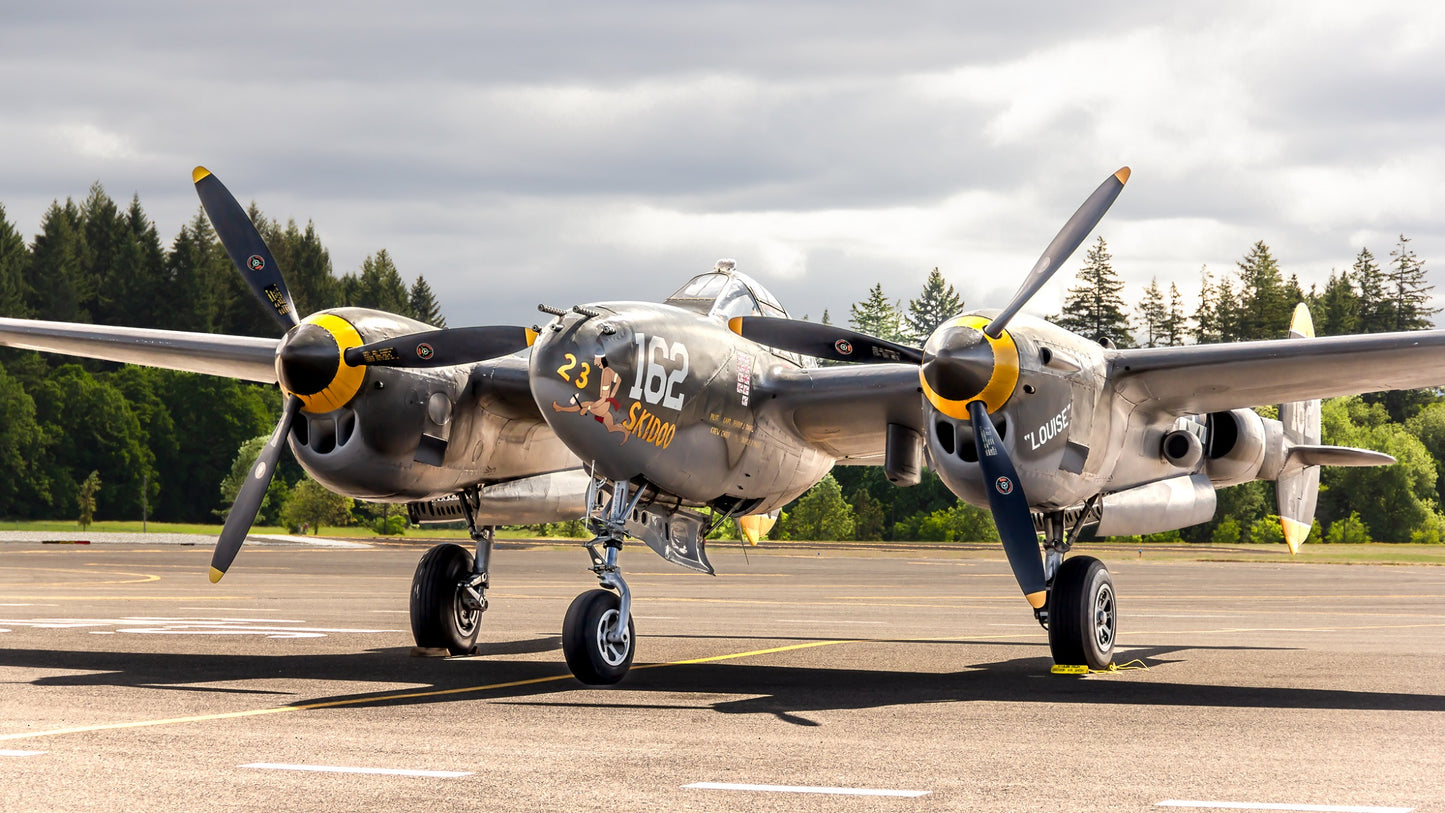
<box><xmin>1286</xmin><ymin>445</ymin><xmax>1395</xmax><ymax>468</ymax></box>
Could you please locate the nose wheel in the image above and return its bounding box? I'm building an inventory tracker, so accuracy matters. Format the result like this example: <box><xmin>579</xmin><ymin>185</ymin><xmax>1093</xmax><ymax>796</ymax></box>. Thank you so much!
<box><xmin>561</xmin><ymin>475</ymin><xmax>642</xmax><ymax>685</ymax></box>
<box><xmin>562</xmin><ymin>587</ymin><xmax>636</xmax><ymax>684</ymax></box>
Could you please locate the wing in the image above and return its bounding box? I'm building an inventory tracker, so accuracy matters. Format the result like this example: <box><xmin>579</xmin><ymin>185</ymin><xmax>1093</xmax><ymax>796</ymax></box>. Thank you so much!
<box><xmin>0</xmin><ymin>317</ymin><xmax>279</xmax><ymax>383</ymax></box>
<box><xmin>1109</xmin><ymin>329</ymin><xmax>1445</xmax><ymax>415</ymax></box>
<box><xmin>769</xmin><ymin>363</ymin><xmax>923</xmax><ymax>461</ymax></box>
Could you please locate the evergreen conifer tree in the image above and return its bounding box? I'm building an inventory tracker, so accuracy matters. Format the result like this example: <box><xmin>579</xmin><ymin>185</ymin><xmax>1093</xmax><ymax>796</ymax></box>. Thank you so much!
<box><xmin>1353</xmin><ymin>247</ymin><xmax>1390</xmax><ymax>333</ymax></box>
<box><xmin>1136</xmin><ymin>277</ymin><xmax>1167</xmax><ymax>347</ymax></box>
<box><xmin>904</xmin><ymin>267</ymin><xmax>962</xmax><ymax>343</ymax></box>
<box><xmin>106</xmin><ymin>195</ymin><xmax>169</xmax><ymax>328</ymax></box>
<box><xmin>165</xmin><ymin>210</ymin><xmax>232</xmax><ymax>333</ymax></box>
<box><xmin>1051</xmin><ymin>236</ymin><xmax>1134</xmax><ymax>347</ymax></box>
<box><xmin>349</xmin><ymin>250</ymin><xmax>410</xmax><ymax>313</ymax></box>
<box><xmin>1193</xmin><ymin>266</ymin><xmax>1222</xmax><ymax>344</ymax></box>
<box><xmin>26</xmin><ymin>199</ymin><xmax>89</xmax><ymax>324</ymax></box>
<box><xmin>1233</xmin><ymin>241</ymin><xmax>1292</xmax><ymax>341</ymax></box>
<box><xmin>80</xmin><ymin>183</ymin><xmax>130</xmax><ymax>326</ymax></box>
<box><xmin>1315</xmin><ymin>269</ymin><xmax>1360</xmax><ymax>336</ymax></box>
<box><xmin>262</xmin><ymin>216</ymin><xmax>338</xmax><ymax>316</ymax></box>
<box><xmin>848</xmin><ymin>283</ymin><xmax>905</xmax><ymax>342</ymax></box>
<box><xmin>408</xmin><ymin>276</ymin><xmax>446</xmax><ymax>327</ymax></box>
<box><xmin>0</xmin><ymin>204</ymin><xmax>28</xmax><ymax>318</ymax></box>
<box><xmin>1161</xmin><ymin>282</ymin><xmax>1187</xmax><ymax>346</ymax></box>
<box><xmin>1385</xmin><ymin>234</ymin><xmax>1436</xmax><ymax>331</ymax></box>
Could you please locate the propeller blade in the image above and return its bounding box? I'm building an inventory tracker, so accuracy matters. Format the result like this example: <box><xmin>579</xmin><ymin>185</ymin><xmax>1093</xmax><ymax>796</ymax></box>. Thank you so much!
<box><xmin>210</xmin><ymin>396</ymin><xmax>301</xmax><ymax>582</ymax></box>
<box><xmin>343</xmin><ymin>326</ymin><xmax>538</xmax><ymax>368</ymax></box>
<box><xmin>728</xmin><ymin>316</ymin><xmax>924</xmax><ymax>365</ymax></box>
<box><xmin>192</xmin><ymin>166</ymin><xmax>301</xmax><ymax>332</ymax></box>
<box><xmin>985</xmin><ymin>167</ymin><xmax>1131</xmax><ymax>338</ymax></box>
<box><xmin>968</xmin><ymin>399</ymin><xmax>1046</xmax><ymax>608</ymax></box>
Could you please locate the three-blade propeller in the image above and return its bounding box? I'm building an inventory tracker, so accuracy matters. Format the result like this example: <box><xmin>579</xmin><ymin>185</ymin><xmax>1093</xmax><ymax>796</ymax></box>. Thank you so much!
<box><xmin>730</xmin><ymin>167</ymin><xmax>1130</xmax><ymax>606</ymax></box>
<box><xmin>193</xmin><ymin>168</ymin><xmax>535</xmax><ymax>581</ymax></box>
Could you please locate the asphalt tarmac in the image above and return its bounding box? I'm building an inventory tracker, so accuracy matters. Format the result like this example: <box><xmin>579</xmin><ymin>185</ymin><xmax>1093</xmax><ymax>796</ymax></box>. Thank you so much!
<box><xmin>1</xmin><ymin>536</ymin><xmax>1442</xmax><ymax>812</ymax></box>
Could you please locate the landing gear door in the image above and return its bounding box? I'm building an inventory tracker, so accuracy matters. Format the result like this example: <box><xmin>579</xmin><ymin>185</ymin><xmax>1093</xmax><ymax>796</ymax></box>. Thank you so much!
<box><xmin>626</xmin><ymin>507</ymin><xmax>714</xmax><ymax>575</ymax></box>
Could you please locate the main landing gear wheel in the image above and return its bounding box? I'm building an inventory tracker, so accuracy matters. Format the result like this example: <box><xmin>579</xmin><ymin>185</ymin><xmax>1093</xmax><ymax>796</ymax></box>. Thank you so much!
<box><xmin>1047</xmin><ymin>555</ymin><xmax>1116</xmax><ymax>670</ymax></box>
<box><xmin>562</xmin><ymin>589</ymin><xmax>635</xmax><ymax>685</ymax></box>
<box><xmin>410</xmin><ymin>543</ymin><xmax>481</xmax><ymax>655</ymax></box>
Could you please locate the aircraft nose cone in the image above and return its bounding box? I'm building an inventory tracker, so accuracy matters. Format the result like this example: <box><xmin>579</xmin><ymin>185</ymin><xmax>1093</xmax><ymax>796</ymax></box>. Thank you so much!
<box><xmin>921</xmin><ymin>325</ymin><xmax>995</xmax><ymax>401</ymax></box>
<box><xmin>277</xmin><ymin>323</ymin><xmax>340</xmax><ymax>396</ymax></box>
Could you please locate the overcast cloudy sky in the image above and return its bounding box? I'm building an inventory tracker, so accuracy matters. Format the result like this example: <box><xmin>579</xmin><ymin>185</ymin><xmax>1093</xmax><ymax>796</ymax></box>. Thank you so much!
<box><xmin>3</xmin><ymin>1</ymin><xmax>1443</xmax><ymax>331</ymax></box>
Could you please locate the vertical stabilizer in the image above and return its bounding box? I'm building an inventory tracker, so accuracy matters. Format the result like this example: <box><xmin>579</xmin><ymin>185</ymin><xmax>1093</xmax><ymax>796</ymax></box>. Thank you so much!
<box><xmin>1278</xmin><ymin>303</ymin><xmax>1321</xmax><ymax>554</ymax></box>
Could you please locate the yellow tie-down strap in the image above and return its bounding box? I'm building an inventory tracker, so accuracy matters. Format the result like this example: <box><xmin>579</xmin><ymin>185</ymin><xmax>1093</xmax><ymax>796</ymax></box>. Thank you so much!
<box><xmin>1049</xmin><ymin>659</ymin><xmax>1150</xmax><ymax>675</ymax></box>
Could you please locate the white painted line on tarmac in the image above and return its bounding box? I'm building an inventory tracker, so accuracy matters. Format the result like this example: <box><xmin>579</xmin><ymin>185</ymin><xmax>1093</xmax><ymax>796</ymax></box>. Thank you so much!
<box><xmin>686</xmin><ymin>782</ymin><xmax>930</xmax><ymax>797</ymax></box>
<box><xmin>775</xmin><ymin>619</ymin><xmax>886</xmax><ymax>625</ymax></box>
<box><xmin>0</xmin><ymin>750</ymin><xmax>46</xmax><ymax>757</ymax></box>
<box><xmin>1157</xmin><ymin>800</ymin><xmax>1412</xmax><ymax>812</ymax></box>
<box><xmin>241</xmin><ymin>763</ymin><xmax>472</xmax><ymax>778</ymax></box>
<box><xmin>180</xmin><ymin>607</ymin><xmax>282</xmax><ymax>612</ymax></box>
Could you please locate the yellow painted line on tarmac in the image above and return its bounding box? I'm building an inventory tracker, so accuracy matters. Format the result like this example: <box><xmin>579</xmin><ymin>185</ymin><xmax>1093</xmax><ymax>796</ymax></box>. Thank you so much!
<box><xmin>1</xmin><ymin>568</ymin><xmax>162</xmax><ymax>586</ymax></box>
<box><xmin>0</xmin><ymin>638</ymin><xmax>871</xmax><ymax>744</ymax></box>
<box><xmin>634</xmin><ymin>639</ymin><xmax>858</xmax><ymax>668</ymax></box>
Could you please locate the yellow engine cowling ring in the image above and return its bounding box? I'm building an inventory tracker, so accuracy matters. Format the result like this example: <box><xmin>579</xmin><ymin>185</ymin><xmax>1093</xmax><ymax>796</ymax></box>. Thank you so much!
<box><xmin>277</xmin><ymin>313</ymin><xmax>367</xmax><ymax>414</ymax></box>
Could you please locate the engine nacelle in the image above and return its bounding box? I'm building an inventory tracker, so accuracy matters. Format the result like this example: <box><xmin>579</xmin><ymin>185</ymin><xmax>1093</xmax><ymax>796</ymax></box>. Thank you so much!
<box><xmin>287</xmin><ymin>307</ymin><xmax>577</xmax><ymax>502</ymax></box>
<box><xmin>1202</xmin><ymin>408</ymin><xmax>1285</xmax><ymax>487</ymax></box>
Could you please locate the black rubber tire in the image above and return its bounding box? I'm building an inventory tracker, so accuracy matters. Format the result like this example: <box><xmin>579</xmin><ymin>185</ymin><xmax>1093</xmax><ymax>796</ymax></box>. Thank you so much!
<box><xmin>409</xmin><ymin>543</ymin><xmax>481</xmax><ymax>655</ymax></box>
<box><xmin>561</xmin><ymin>589</ymin><xmax>635</xmax><ymax>685</ymax></box>
<box><xmin>1047</xmin><ymin>555</ymin><xmax>1116</xmax><ymax>670</ymax></box>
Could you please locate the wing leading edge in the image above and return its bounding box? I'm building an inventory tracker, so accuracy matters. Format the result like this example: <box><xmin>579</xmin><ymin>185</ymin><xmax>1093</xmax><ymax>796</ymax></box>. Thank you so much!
<box><xmin>769</xmin><ymin>363</ymin><xmax>924</xmax><ymax>461</ymax></box>
<box><xmin>0</xmin><ymin>317</ymin><xmax>279</xmax><ymax>383</ymax></box>
<box><xmin>1110</xmin><ymin>329</ymin><xmax>1445</xmax><ymax>416</ymax></box>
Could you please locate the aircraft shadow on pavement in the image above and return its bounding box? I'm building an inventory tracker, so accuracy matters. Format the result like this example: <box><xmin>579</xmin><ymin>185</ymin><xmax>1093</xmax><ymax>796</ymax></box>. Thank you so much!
<box><xmin>2</xmin><ymin>638</ymin><xmax>1442</xmax><ymax>728</ymax></box>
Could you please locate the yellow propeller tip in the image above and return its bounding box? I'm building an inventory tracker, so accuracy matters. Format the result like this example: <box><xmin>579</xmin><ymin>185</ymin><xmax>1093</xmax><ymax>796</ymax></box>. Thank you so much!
<box><xmin>525</xmin><ymin>328</ymin><xmax>539</xmax><ymax>347</ymax></box>
<box><xmin>192</xmin><ymin>166</ymin><xmax>212</xmax><ymax>184</ymax></box>
<box><xmin>208</xmin><ymin>567</ymin><xmax>225</xmax><ymax>583</ymax></box>
<box><xmin>727</xmin><ymin>316</ymin><xmax>744</xmax><ymax>336</ymax></box>
<box><xmin>1025</xmin><ymin>591</ymin><xmax>1047</xmax><ymax>609</ymax></box>
<box><xmin>1114</xmin><ymin>166</ymin><xmax>1131</xmax><ymax>185</ymax></box>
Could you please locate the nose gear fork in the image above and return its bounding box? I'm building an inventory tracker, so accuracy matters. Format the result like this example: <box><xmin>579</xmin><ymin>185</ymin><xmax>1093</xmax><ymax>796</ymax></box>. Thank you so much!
<box><xmin>562</xmin><ymin>471</ymin><xmax>643</xmax><ymax>684</ymax></box>
<box><xmin>583</xmin><ymin>476</ymin><xmax>645</xmax><ymax>643</ymax></box>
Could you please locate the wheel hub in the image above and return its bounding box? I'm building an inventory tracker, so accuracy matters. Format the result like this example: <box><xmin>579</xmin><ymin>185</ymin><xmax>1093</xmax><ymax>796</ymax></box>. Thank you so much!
<box><xmin>453</xmin><ymin>583</ymin><xmax>481</xmax><ymax>636</ymax></box>
<box><xmin>595</xmin><ymin>608</ymin><xmax>631</xmax><ymax>666</ymax></box>
<box><xmin>1093</xmin><ymin>582</ymin><xmax>1115</xmax><ymax>650</ymax></box>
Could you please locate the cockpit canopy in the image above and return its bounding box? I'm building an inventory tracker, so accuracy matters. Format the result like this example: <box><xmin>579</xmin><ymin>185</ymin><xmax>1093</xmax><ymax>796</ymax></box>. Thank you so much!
<box><xmin>664</xmin><ymin>260</ymin><xmax>790</xmax><ymax>321</ymax></box>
